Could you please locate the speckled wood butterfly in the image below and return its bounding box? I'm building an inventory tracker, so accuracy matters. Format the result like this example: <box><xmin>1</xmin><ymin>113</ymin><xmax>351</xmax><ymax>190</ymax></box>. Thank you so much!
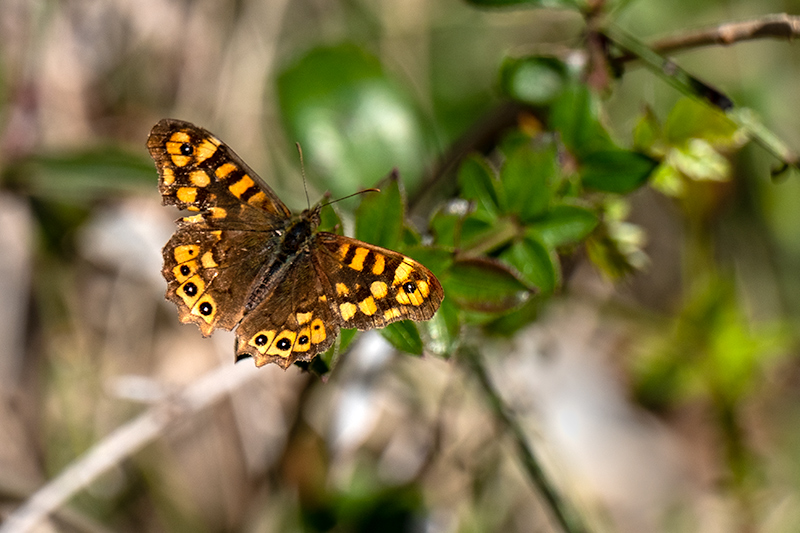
<box><xmin>147</xmin><ymin>119</ymin><xmax>444</xmax><ymax>369</ymax></box>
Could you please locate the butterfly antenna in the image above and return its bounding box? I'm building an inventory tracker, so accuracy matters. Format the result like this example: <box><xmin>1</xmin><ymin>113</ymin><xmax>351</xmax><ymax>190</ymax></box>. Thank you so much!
<box><xmin>296</xmin><ymin>142</ymin><xmax>311</xmax><ymax>209</ymax></box>
<box><xmin>320</xmin><ymin>188</ymin><xmax>380</xmax><ymax>208</ymax></box>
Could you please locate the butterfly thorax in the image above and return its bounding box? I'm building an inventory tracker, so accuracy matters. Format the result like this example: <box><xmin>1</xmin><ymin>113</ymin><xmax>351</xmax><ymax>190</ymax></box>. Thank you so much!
<box><xmin>243</xmin><ymin>209</ymin><xmax>320</xmax><ymax>313</ymax></box>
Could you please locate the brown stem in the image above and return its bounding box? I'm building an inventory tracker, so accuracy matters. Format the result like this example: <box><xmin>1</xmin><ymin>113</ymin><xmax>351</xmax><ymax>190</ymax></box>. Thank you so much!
<box><xmin>618</xmin><ymin>13</ymin><xmax>800</xmax><ymax>63</ymax></box>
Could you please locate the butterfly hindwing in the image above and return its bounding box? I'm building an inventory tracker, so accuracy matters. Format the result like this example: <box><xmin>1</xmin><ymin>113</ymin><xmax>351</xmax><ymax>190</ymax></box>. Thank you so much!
<box><xmin>162</xmin><ymin>227</ymin><xmax>281</xmax><ymax>334</ymax></box>
<box><xmin>234</xmin><ymin>254</ymin><xmax>339</xmax><ymax>369</ymax></box>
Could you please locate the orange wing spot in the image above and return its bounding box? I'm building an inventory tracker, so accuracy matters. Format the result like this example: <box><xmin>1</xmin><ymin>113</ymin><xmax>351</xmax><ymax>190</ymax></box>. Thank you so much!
<box><xmin>266</xmin><ymin>330</ymin><xmax>297</xmax><ymax>358</ymax></box>
<box><xmin>417</xmin><ymin>280</ymin><xmax>430</xmax><ymax>298</ymax></box>
<box><xmin>228</xmin><ymin>174</ymin><xmax>255</xmax><ymax>198</ymax></box>
<box><xmin>169</xmin><ymin>131</ymin><xmax>191</xmax><ymax>144</ymax></box>
<box><xmin>349</xmin><ymin>247</ymin><xmax>369</xmax><ymax>272</ymax></box>
<box><xmin>201</xmin><ymin>251</ymin><xmax>217</xmax><ymax>268</ymax></box>
<box><xmin>336</xmin><ymin>283</ymin><xmax>350</xmax><ymax>296</ymax></box>
<box><xmin>339</xmin><ymin>302</ymin><xmax>357</xmax><ymax>321</ymax></box>
<box><xmin>173</xmin><ymin>260</ymin><xmax>197</xmax><ymax>282</ymax></box>
<box><xmin>210</xmin><ymin>230</ymin><xmax>222</xmax><ymax>239</ymax></box>
<box><xmin>392</xmin><ymin>258</ymin><xmax>415</xmax><ymax>286</ymax></box>
<box><xmin>319</xmin><ymin>295</ymin><xmax>327</xmax><ymax>303</ymax></box>
<box><xmin>248</xmin><ymin>191</ymin><xmax>268</xmax><ymax>207</ymax></box>
<box><xmin>170</xmin><ymin>155</ymin><xmax>192</xmax><ymax>167</ymax></box>
<box><xmin>396</xmin><ymin>286</ymin><xmax>424</xmax><ymax>306</ymax></box>
<box><xmin>296</xmin><ymin>312</ymin><xmax>313</xmax><ymax>325</ymax></box>
<box><xmin>249</xmin><ymin>330</ymin><xmax>277</xmax><ymax>354</ymax></box>
<box><xmin>358</xmin><ymin>297</ymin><xmax>377</xmax><ymax>316</ymax></box>
<box><xmin>293</xmin><ymin>327</ymin><xmax>312</xmax><ymax>352</ymax></box>
<box><xmin>174</xmin><ymin>244</ymin><xmax>200</xmax><ymax>263</ymax></box>
<box><xmin>176</xmin><ymin>187</ymin><xmax>197</xmax><ymax>204</ymax></box>
<box><xmin>384</xmin><ymin>308</ymin><xmax>402</xmax><ymax>321</ymax></box>
<box><xmin>370</xmin><ymin>281</ymin><xmax>388</xmax><ymax>299</ymax></box>
<box><xmin>189</xmin><ymin>170</ymin><xmax>211</xmax><ymax>187</ymax></box>
<box><xmin>177</xmin><ymin>275</ymin><xmax>205</xmax><ymax>308</ymax></box>
<box><xmin>195</xmin><ymin>138</ymin><xmax>220</xmax><ymax>163</ymax></box>
<box><xmin>310</xmin><ymin>319</ymin><xmax>326</xmax><ymax>343</ymax></box>
<box><xmin>215</xmin><ymin>162</ymin><xmax>238</xmax><ymax>179</ymax></box>
<box><xmin>372</xmin><ymin>253</ymin><xmax>385</xmax><ymax>275</ymax></box>
<box><xmin>162</xmin><ymin>167</ymin><xmax>175</xmax><ymax>186</ymax></box>
<box><xmin>209</xmin><ymin>207</ymin><xmax>227</xmax><ymax>219</ymax></box>
<box><xmin>337</xmin><ymin>243</ymin><xmax>350</xmax><ymax>261</ymax></box>
<box><xmin>191</xmin><ymin>294</ymin><xmax>217</xmax><ymax>325</ymax></box>
<box><xmin>181</xmin><ymin>213</ymin><xmax>204</xmax><ymax>224</ymax></box>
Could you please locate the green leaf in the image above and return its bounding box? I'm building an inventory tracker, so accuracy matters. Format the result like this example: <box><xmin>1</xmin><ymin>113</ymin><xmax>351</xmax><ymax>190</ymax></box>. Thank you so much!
<box><xmin>533</xmin><ymin>203</ymin><xmax>599</xmax><ymax>247</ymax></box>
<box><xmin>318</xmin><ymin>202</ymin><xmax>343</xmax><ymax>234</ymax></box>
<box><xmin>355</xmin><ymin>173</ymin><xmax>404</xmax><ymax>248</ymax></box>
<box><xmin>425</xmin><ymin>298</ymin><xmax>460</xmax><ymax>357</ymax></box>
<box><xmin>6</xmin><ymin>148</ymin><xmax>154</xmax><ymax>201</ymax></box>
<box><xmin>401</xmin><ymin>246</ymin><xmax>453</xmax><ymax>277</ymax></box>
<box><xmin>500</xmin><ymin>144</ymin><xmax>557</xmax><ymax>222</ymax></box>
<box><xmin>665</xmin><ymin>97</ymin><xmax>742</xmax><ymax>148</ymax></box>
<box><xmin>632</xmin><ymin>107</ymin><xmax>662</xmax><ymax>153</ymax></box>
<box><xmin>581</xmin><ymin>150</ymin><xmax>658</xmax><ymax>194</ymax></box>
<box><xmin>458</xmin><ymin>155</ymin><xmax>501</xmax><ymax>218</ymax></box>
<box><xmin>380</xmin><ymin>321</ymin><xmax>423</xmax><ymax>356</ymax></box>
<box><xmin>443</xmin><ymin>257</ymin><xmax>532</xmax><ymax>313</ymax></box>
<box><xmin>500</xmin><ymin>56</ymin><xmax>567</xmax><ymax>106</ymax></box>
<box><xmin>277</xmin><ymin>44</ymin><xmax>431</xmax><ymax>197</ymax></box>
<box><xmin>500</xmin><ymin>235</ymin><xmax>557</xmax><ymax>293</ymax></box>
<box><xmin>549</xmin><ymin>83</ymin><xmax>616</xmax><ymax>157</ymax></box>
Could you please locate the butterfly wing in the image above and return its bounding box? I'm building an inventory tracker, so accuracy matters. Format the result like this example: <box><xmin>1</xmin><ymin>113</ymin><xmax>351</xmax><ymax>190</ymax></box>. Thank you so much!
<box><xmin>313</xmin><ymin>233</ymin><xmax>444</xmax><ymax>330</ymax></box>
<box><xmin>234</xmin><ymin>252</ymin><xmax>339</xmax><ymax>369</ymax></box>
<box><xmin>149</xmin><ymin>119</ymin><xmax>289</xmax><ymax>335</ymax></box>
<box><xmin>147</xmin><ymin>118</ymin><xmax>291</xmax><ymax>225</ymax></box>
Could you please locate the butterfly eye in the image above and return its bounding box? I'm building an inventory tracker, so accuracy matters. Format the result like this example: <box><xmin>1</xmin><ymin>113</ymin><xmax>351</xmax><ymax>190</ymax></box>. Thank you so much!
<box><xmin>402</xmin><ymin>281</ymin><xmax>417</xmax><ymax>294</ymax></box>
<box><xmin>180</xmin><ymin>143</ymin><xmax>193</xmax><ymax>156</ymax></box>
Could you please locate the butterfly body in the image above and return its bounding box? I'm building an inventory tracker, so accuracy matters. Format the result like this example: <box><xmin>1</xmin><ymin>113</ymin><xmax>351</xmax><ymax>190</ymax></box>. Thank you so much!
<box><xmin>148</xmin><ymin>119</ymin><xmax>443</xmax><ymax>369</ymax></box>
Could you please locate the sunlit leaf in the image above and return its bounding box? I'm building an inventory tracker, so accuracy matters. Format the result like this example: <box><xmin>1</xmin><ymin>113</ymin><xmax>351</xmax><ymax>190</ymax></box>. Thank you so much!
<box><xmin>381</xmin><ymin>321</ymin><xmax>423</xmax><ymax>356</ymax></box>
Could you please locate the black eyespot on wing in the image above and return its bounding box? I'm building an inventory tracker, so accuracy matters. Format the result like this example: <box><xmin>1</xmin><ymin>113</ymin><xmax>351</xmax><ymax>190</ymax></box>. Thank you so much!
<box><xmin>180</xmin><ymin>265</ymin><xmax>190</xmax><ymax>276</ymax></box>
<box><xmin>199</xmin><ymin>302</ymin><xmax>213</xmax><ymax>316</ymax></box>
<box><xmin>276</xmin><ymin>337</ymin><xmax>291</xmax><ymax>350</ymax></box>
<box><xmin>180</xmin><ymin>143</ymin><xmax>193</xmax><ymax>156</ymax></box>
<box><xmin>184</xmin><ymin>282</ymin><xmax>198</xmax><ymax>296</ymax></box>
<box><xmin>255</xmin><ymin>334</ymin><xmax>269</xmax><ymax>346</ymax></box>
<box><xmin>298</xmin><ymin>335</ymin><xmax>309</xmax><ymax>345</ymax></box>
<box><xmin>403</xmin><ymin>281</ymin><xmax>417</xmax><ymax>294</ymax></box>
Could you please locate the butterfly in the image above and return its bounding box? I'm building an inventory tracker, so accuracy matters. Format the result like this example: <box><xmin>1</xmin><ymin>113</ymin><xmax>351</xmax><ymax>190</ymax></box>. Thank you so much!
<box><xmin>147</xmin><ymin>119</ymin><xmax>444</xmax><ymax>369</ymax></box>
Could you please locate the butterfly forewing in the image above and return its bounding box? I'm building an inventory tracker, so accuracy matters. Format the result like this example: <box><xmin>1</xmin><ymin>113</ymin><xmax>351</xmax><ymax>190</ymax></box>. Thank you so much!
<box><xmin>313</xmin><ymin>234</ymin><xmax>444</xmax><ymax>330</ymax></box>
<box><xmin>147</xmin><ymin>118</ymin><xmax>291</xmax><ymax>224</ymax></box>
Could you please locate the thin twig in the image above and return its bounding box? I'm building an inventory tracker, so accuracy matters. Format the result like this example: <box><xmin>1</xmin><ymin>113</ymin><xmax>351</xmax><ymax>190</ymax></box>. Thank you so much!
<box><xmin>651</xmin><ymin>13</ymin><xmax>800</xmax><ymax>56</ymax></box>
<box><xmin>0</xmin><ymin>363</ymin><xmax>265</xmax><ymax>533</ymax></box>
<box><xmin>458</xmin><ymin>345</ymin><xmax>589</xmax><ymax>533</ymax></box>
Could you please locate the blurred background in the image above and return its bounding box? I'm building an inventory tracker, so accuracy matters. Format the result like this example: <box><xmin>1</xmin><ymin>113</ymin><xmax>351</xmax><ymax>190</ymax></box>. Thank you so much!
<box><xmin>1</xmin><ymin>0</ymin><xmax>800</xmax><ymax>531</ymax></box>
